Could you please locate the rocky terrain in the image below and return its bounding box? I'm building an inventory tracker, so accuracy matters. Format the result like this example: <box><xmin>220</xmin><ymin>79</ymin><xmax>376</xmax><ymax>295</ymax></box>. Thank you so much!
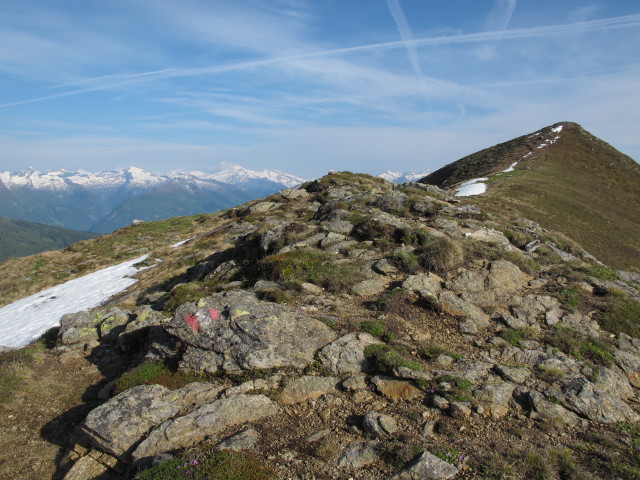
<box><xmin>4</xmin><ymin>170</ymin><xmax>637</xmax><ymax>479</ymax></box>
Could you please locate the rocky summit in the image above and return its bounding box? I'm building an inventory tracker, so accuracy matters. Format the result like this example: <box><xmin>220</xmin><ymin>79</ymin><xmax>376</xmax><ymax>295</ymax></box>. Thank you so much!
<box><xmin>1</xmin><ymin>166</ymin><xmax>640</xmax><ymax>480</ymax></box>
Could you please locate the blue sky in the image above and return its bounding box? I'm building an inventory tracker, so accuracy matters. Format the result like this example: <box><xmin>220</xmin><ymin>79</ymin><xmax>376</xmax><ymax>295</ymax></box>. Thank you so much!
<box><xmin>1</xmin><ymin>0</ymin><xmax>639</xmax><ymax>179</ymax></box>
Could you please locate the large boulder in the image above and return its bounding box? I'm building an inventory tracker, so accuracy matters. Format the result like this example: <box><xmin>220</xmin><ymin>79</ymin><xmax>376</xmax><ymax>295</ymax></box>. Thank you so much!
<box><xmin>132</xmin><ymin>394</ymin><xmax>279</xmax><ymax>462</ymax></box>
<box><xmin>81</xmin><ymin>385</ymin><xmax>181</xmax><ymax>461</ymax></box>
<box><xmin>437</xmin><ymin>292</ymin><xmax>490</xmax><ymax>334</ymax></box>
<box><xmin>166</xmin><ymin>290</ymin><xmax>337</xmax><ymax>373</ymax></box>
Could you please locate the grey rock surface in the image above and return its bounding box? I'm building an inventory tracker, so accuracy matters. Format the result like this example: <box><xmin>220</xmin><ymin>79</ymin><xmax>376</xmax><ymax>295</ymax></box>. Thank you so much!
<box><xmin>278</xmin><ymin>376</ymin><xmax>339</xmax><ymax>405</ymax></box>
<box><xmin>133</xmin><ymin>394</ymin><xmax>279</xmax><ymax>462</ymax></box>
<box><xmin>388</xmin><ymin>451</ymin><xmax>458</xmax><ymax>479</ymax></box>
<box><xmin>318</xmin><ymin>333</ymin><xmax>382</xmax><ymax>375</ymax></box>
<box><xmin>167</xmin><ymin>290</ymin><xmax>337</xmax><ymax>373</ymax></box>
<box><xmin>82</xmin><ymin>385</ymin><xmax>180</xmax><ymax>460</ymax></box>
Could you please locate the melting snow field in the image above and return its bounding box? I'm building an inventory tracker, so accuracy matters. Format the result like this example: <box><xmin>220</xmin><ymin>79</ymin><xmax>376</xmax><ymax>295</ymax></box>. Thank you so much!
<box><xmin>456</xmin><ymin>178</ymin><xmax>488</xmax><ymax>196</ymax></box>
<box><xmin>0</xmin><ymin>255</ymin><xmax>148</xmax><ymax>348</ymax></box>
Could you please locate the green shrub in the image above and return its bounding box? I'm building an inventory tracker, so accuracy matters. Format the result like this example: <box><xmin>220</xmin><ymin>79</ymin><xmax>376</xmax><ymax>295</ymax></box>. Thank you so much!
<box><xmin>364</xmin><ymin>344</ymin><xmax>421</xmax><ymax>374</ymax></box>
<box><xmin>418</xmin><ymin>237</ymin><xmax>464</xmax><ymax>274</ymax></box>
<box><xmin>433</xmin><ymin>374</ymin><xmax>474</xmax><ymax>403</ymax></box>
<box><xmin>396</xmin><ymin>227</ymin><xmax>431</xmax><ymax>246</ymax></box>
<box><xmin>258</xmin><ymin>249</ymin><xmax>364</xmax><ymax>293</ymax></box>
<box><xmin>392</xmin><ymin>250</ymin><xmax>421</xmax><ymax>274</ymax></box>
<box><xmin>498</xmin><ymin>328</ymin><xmax>537</xmax><ymax>347</ymax></box>
<box><xmin>137</xmin><ymin>450</ymin><xmax>275</xmax><ymax>480</ymax></box>
<box><xmin>558</xmin><ymin>284</ymin><xmax>584</xmax><ymax>310</ymax></box>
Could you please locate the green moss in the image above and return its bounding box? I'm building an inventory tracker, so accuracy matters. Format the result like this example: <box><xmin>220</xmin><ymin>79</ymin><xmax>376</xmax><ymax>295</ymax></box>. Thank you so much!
<box><xmin>433</xmin><ymin>374</ymin><xmax>474</xmax><ymax>403</ymax></box>
<box><xmin>498</xmin><ymin>328</ymin><xmax>537</xmax><ymax>347</ymax></box>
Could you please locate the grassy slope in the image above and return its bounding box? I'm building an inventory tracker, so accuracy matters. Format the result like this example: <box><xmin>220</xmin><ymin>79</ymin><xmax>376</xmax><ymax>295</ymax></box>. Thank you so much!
<box><xmin>425</xmin><ymin>122</ymin><xmax>640</xmax><ymax>272</ymax></box>
<box><xmin>0</xmin><ymin>209</ymin><xmax>237</xmax><ymax>308</ymax></box>
<box><xmin>0</xmin><ymin>217</ymin><xmax>99</xmax><ymax>263</ymax></box>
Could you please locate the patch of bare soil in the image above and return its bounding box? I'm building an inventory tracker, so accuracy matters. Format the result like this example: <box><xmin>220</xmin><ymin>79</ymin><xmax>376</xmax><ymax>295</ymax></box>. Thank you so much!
<box><xmin>0</xmin><ymin>351</ymin><xmax>105</xmax><ymax>480</ymax></box>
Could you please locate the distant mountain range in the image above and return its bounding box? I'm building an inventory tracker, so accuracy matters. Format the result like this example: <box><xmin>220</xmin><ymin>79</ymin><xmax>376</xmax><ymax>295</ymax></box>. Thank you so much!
<box><xmin>378</xmin><ymin>170</ymin><xmax>431</xmax><ymax>184</ymax></box>
<box><xmin>0</xmin><ymin>165</ymin><xmax>305</xmax><ymax>233</ymax></box>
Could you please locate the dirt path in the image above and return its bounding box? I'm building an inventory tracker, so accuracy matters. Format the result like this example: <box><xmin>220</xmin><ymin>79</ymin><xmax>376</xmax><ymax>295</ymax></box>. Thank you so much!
<box><xmin>0</xmin><ymin>351</ymin><xmax>104</xmax><ymax>480</ymax></box>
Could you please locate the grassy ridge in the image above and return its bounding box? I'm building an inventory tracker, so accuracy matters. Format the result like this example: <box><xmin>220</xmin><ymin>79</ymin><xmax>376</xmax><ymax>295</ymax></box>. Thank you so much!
<box><xmin>424</xmin><ymin>122</ymin><xmax>640</xmax><ymax>272</ymax></box>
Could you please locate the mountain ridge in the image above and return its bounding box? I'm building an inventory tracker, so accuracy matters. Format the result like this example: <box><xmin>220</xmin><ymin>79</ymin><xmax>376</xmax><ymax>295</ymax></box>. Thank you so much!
<box><xmin>420</xmin><ymin>121</ymin><xmax>640</xmax><ymax>272</ymax></box>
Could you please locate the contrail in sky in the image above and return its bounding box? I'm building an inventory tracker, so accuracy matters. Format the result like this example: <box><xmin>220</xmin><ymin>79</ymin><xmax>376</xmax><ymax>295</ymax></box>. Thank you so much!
<box><xmin>386</xmin><ymin>0</ymin><xmax>424</xmax><ymax>81</ymax></box>
<box><xmin>480</xmin><ymin>0</ymin><xmax>518</xmax><ymax>59</ymax></box>
<box><xmin>1</xmin><ymin>13</ymin><xmax>639</xmax><ymax>109</ymax></box>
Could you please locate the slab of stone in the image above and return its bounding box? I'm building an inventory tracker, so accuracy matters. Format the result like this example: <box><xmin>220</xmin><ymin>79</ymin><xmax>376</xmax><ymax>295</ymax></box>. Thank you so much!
<box><xmin>437</xmin><ymin>292</ymin><xmax>490</xmax><ymax>334</ymax></box>
<box><xmin>527</xmin><ymin>391</ymin><xmax>580</xmax><ymax>425</ymax></box>
<box><xmin>278</xmin><ymin>376</ymin><xmax>339</xmax><ymax>405</ymax></box>
<box><xmin>351</xmin><ymin>276</ymin><xmax>389</xmax><ymax>297</ymax></box>
<box><xmin>402</xmin><ymin>273</ymin><xmax>443</xmax><ymax>295</ymax></box>
<box><xmin>82</xmin><ymin>385</ymin><xmax>180</xmax><ymax>461</ymax></box>
<box><xmin>63</xmin><ymin>455</ymin><xmax>109</xmax><ymax>480</ymax></box>
<box><xmin>133</xmin><ymin>394</ymin><xmax>279</xmax><ymax>462</ymax></box>
<box><xmin>547</xmin><ymin>377</ymin><xmax>639</xmax><ymax>424</ymax></box>
<box><xmin>371</xmin><ymin>376</ymin><xmax>423</xmax><ymax>401</ymax></box>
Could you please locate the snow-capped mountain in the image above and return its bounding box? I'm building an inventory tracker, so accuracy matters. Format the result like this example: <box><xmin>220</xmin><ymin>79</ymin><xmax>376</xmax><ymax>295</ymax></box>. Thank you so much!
<box><xmin>0</xmin><ymin>165</ymin><xmax>306</xmax><ymax>233</ymax></box>
<box><xmin>197</xmin><ymin>165</ymin><xmax>305</xmax><ymax>188</ymax></box>
<box><xmin>378</xmin><ymin>170</ymin><xmax>431</xmax><ymax>184</ymax></box>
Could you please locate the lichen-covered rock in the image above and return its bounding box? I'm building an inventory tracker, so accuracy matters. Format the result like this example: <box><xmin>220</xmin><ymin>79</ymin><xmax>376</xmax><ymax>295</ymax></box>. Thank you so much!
<box><xmin>388</xmin><ymin>451</ymin><xmax>458</xmax><ymax>479</ymax></box>
<box><xmin>614</xmin><ymin>350</ymin><xmax>640</xmax><ymax>388</ymax></box>
<box><xmin>318</xmin><ymin>333</ymin><xmax>382</xmax><ymax>375</ymax></box>
<box><xmin>166</xmin><ymin>290</ymin><xmax>337</xmax><ymax>373</ymax></box>
<box><xmin>133</xmin><ymin>394</ymin><xmax>279</xmax><ymax>462</ymax></box>
<box><xmin>58</xmin><ymin>311</ymin><xmax>102</xmax><ymax>346</ymax></box>
<box><xmin>62</xmin><ymin>455</ymin><xmax>109</xmax><ymax>480</ymax></box>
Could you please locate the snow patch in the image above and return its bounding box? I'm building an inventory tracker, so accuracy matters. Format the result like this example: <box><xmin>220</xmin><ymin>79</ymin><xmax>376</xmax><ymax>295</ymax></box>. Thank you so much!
<box><xmin>0</xmin><ymin>255</ymin><xmax>149</xmax><ymax>348</ymax></box>
<box><xmin>456</xmin><ymin>178</ymin><xmax>488</xmax><ymax>197</ymax></box>
<box><xmin>171</xmin><ymin>238</ymin><xmax>194</xmax><ymax>248</ymax></box>
<box><xmin>551</xmin><ymin>125</ymin><xmax>563</xmax><ymax>133</ymax></box>
<box><xmin>502</xmin><ymin>162</ymin><xmax>517</xmax><ymax>173</ymax></box>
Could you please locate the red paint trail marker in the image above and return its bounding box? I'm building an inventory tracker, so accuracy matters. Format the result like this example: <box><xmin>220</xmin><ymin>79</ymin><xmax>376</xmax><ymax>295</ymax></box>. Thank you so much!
<box><xmin>184</xmin><ymin>313</ymin><xmax>200</xmax><ymax>332</ymax></box>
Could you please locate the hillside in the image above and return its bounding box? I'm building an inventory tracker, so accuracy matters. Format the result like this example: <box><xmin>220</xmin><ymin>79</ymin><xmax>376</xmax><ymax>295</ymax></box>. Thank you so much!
<box><xmin>0</xmin><ymin>173</ymin><xmax>639</xmax><ymax>480</ymax></box>
<box><xmin>0</xmin><ymin>217</ymin><xmax>98</xmax><ymax>262</ymax></box>
<box><xmin>420</xmin><ymin>122</ymin><xmax>640</xmax><ymax>272</ymax></box>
